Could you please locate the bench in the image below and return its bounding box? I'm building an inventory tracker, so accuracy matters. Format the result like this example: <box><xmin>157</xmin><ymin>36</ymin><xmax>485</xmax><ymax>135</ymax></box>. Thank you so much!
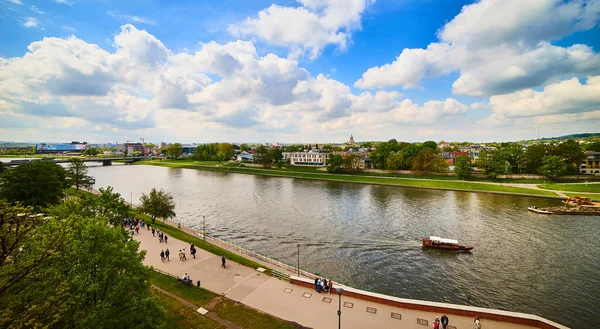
<box><xmin>272</xmin><ymin>270</ymin><xmax>291</xmax><ymax>282</ymax></box>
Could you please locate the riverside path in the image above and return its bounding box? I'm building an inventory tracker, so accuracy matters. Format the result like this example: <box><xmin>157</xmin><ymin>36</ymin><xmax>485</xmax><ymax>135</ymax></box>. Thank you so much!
<box><xmin>133</xmin><ymin>224</ymin><xmax>564</xmax><ymax>329</ymax></box>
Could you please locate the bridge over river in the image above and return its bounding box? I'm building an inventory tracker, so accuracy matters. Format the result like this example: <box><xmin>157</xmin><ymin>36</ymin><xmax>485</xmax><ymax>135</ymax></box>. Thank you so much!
<box><xmin>1</xmin><ymin>156</ymin><xmax>151</xmax><ymax>167</ymax></box>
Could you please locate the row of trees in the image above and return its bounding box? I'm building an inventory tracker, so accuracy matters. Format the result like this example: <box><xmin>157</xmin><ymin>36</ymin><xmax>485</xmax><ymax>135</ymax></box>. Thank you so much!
<box><xmin>195</xmin><ymin>143</ymin><xmax>235</xmax><ymax>162</ymax></box>
<box><xmin>0</xmin><ymin>161</ymin><xmax>169</xmax><ymax>328</ymax></box>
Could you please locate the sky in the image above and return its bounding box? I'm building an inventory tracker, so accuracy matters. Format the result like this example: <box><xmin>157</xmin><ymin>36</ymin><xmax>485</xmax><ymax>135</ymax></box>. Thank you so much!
<box><xmin>1</xmin><ymin>0</ymin><xmax>600</xmax><ymax>144</ymax></box>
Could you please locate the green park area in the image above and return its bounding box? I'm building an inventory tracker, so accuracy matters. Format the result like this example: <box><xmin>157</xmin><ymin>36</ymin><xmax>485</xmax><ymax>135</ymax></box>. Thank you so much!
<box><xmin>141</xmin><ymin>160</ymin><xmax>561</xmax><ymax>197</ymax></box>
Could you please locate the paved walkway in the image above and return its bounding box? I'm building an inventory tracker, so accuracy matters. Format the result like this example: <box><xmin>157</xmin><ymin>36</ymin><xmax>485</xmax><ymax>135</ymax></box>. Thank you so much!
<box><xmin>134</xmin><ymin>225</ymin><xmax>542</xmax><ymax>329</ymax></box>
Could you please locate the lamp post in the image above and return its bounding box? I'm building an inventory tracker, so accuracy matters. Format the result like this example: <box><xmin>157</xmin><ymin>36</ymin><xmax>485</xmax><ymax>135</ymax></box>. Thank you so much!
<box><xmin>337</xmin><ymin>288</ymin><xmax>344</xmax><ymax>329</ymax></box>
<box><xmin>203</xmin><ymin>215</ymin><xmax>206</xmax><ymax>240</ymax></box>
<box><xmin>297</xmin><ymin>244</ymin><xmax>300</xmax><ymax>277</ymax></box>
<box><xmin>130</xmin><ymin>192</ymin><xmax>133</xmax><ymax>208</ymax></box>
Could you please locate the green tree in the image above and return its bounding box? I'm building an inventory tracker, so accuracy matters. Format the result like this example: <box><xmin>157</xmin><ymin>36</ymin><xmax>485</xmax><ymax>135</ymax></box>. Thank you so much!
<box><xmin>584</xmin><ymin>141</ymin><xmax>600</xmax><ymax>152</ymax></box>
<box><xmin>477</xmin><ymin>149</ymin><xmax>507</xmax><ymax>180</ymax></box>
<box><xmin>269</xmin><ymin>148</ymin><xmax>284</xmax><ymax>164</ymax></box>
<box><xmin>139</xmin><ymin>188</ymin><xmax>176</xmax><ymax>223</ymax></box>
<box><xmin>343</xmin><ymin>154</ymin><xmax>362</xmax><ymax>172</ymax></box>
<box><xmin>66</xmin><ymin>158</ymin><xmax>95</xmax><ymax>191</ymax></box>
<box><xmin>500</xmin><ymin>143</ymin><xmax>524</xmax><ymax>173</ymax></box>
<box><xmin>386</xmin><ymin>153</ymin><xmax>407</xmax><ymax>170</ymax></box>
<box><xmin>82</xmin><ymin>147</ymin><xmax>99</xmax><ymax>157</ymax></box>
<box><xmin>0</xmin><ymin>161</ymin><xmax>67</xmax><ymax>208</ymax></box>
<box><xmin>166</xmin><ymin>143</ymin><xmax>183</xmax><ymax>159</ymax></box>
<box><xmin>454</xmin><ymin>155</ymin><xmax>472</xmax><ymax>180</ymax></box>
<box><xmin>0</xmin><ymin>204</ymin><xmax>165</xmax><ymax>328</ymax></box>
<box><xmin>421</xmin><ymin>140</ymin><xmax>439</xmax><ymax>153</ymax></box>
<box><xmin>412</xmin><ymin>149</ymin><xmax>447</xmax><ymax>173</ymax></box>
<box><xmin>326</xmin><ymin>154</ymin><xmax>343</xmax><ymax>173</ymax></box>
<box><xmin>0</xmin><ymin>164</ymin><xmax>5</xmax><ymax>175</ymax></box>
<box><xmin>240</xmin><ymin>144</ymin><xmax>250</xmax><ymax>152</ymax></box>
<box><xmin>539</xmin><ymin>155</ymin><xmax>568</xmax><ymax>180</ymax></box>
<box><xmin>217</xmin><ymin>143</ymin><xmax>235</xmax><ymax>162</ymax></box>
<box><xmin>254</xmin><ymin>145</ymin><xmax>273</xmax><ymax>168</ymax></box>
<box><xmin>549</xmin><ymin>139</ymin><xmax>585</xmax><ymax>174</ymax></box>
<box><xmin>523</xmin><ymin>144</ymin><xmax>546</xmax><ymax>174</ymax></box>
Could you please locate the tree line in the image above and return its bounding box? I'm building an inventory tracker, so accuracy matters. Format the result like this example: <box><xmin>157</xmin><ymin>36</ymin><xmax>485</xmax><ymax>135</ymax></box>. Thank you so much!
<box><xmin>0</xmin><ymin>159</ymin><xmax>178</xmax><ymax>328</ymax></box>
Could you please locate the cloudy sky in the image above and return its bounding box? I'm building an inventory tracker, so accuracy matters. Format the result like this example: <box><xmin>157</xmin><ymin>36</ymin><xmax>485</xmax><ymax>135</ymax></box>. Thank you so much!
<box><xmin>1</xmin><ymin>0</ymin><xmax>599</xmax><ymax>144</ymax></box>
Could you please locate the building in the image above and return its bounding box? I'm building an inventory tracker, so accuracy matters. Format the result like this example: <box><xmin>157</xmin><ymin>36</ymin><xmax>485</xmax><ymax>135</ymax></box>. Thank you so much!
<box><xmin>290</xmin><ymin>152</ymin><xmax>329</xmax><ymax>166</ymax></box>
<box><xmin>348</xmin><ymin>134</ymin><xmax>355</xmax><ymax>148</ymax></box>
<box><xmin>117</xmin><ymin>142</ymin><xmax>144</xmax><ymax>155</ymax></box>
<box><xmin>579</xmin><ymin>152</ymin><xmax>600</xmax><ymax>175</ymax></box>
<box><xmin>236</xmin><ymin>152</ymin><xmax>253</xmax><ymax>162</ymax></box>
<box><xmin>442</xmin><ymin>151</ymin><xmax>469</xmax><ymax>166</ymax></box>
<box><xmin>182</xmin><ymin>144</ymin><xmax>197</xmax><ymax>155</ymax></box>
<box><xmin>35</xmin><ymin>141</ymin><xmax>87</xmax><ymax>154</ymax></box>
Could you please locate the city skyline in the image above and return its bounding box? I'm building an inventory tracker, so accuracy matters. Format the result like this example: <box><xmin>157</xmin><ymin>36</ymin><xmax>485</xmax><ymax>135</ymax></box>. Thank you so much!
<box><xmin>1</xmin><ymin>0</ymin><xmax>600</xmax><ymax>143</ymax></box>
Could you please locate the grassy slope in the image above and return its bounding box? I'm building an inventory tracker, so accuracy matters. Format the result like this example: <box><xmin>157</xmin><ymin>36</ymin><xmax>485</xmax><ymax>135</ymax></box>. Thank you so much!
<box><xmin>149</xmin><ymin>271</ymin><xmax>217</xmax><ymax>306</ymax></box>
<box><xmin>213</xmin><ymin>298</ymin><xmax>296</xmax><ymax>329</ymax></box>
<box><xmin>156</xmin><ymin>291</ymin><xmax>225</xmax><ymax>329</ymax></box>
<box><xmin>142</xmin><ymin>160</ymin><xmax>558</xmax><ymax>197</ymax></box>
<box><xmin>539</xmin><ymin>183</ymin><xmax>600</xmax><ymax>193</ymax></box>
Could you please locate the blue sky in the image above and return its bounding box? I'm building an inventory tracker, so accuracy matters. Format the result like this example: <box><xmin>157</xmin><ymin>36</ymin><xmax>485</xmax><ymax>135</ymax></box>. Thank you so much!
<box><xmin>1</xmin><ymin>0</ymin><xmax>600</xmax><ymax>144</ymax></box>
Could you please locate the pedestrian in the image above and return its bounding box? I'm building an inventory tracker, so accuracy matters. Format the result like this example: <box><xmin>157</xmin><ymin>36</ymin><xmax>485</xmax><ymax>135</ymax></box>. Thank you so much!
<box><xmin>135</xmin><ymin>225</ymin><xmax>139</xmax><ymax>234</ymax></box>
<box><xmin>151</xmin><ymin>228</ymin><xmax>155</xmax><ymax>237</ymax></box>
<box><xmin>221</xmin><ymin>255</ymin><xmax>226</xmax><ymax>268</ymax></box>
<box><xmin>147</xmin><ymin>224</ymin><xmax>150</xmax><ymax>231</ymax></box>
<box><xmin>182</xmin><ymin>248</ymin><xmax>187</xmax><ymax>260</ymax></box>
<box><xmin>441</xmin><ymin>314</ymin><xmax>449</xmax><ymax>329</ymax></box>
<box><xmin>316</xmin><ymin>278</ymin><xmax>322</xmax><ymax>293</ymax></box>
<box><xmin>314</xmin><ymin>277</ymin><xmax>319</xmax><ymax>292</ymax></box>
<box><xmin>165</xmin><ymin>248</ymin><xmax>170</xmax><ymax>261</ymax></box>
<box><xmin>178</xmin><ymin>250</ymin><xmax>183</xmax><ymax>261</ymax></box>
<box><xmin>433</xmin><ymin>316</ymin><xmax>440</xmax><ymax>329</ymax></box>
<box><xmin>158</xmin><ymin>232</ymin><xmax>163</xmax><ymax>243</ymax></box>
<box><xmin>328</xmin><ymin>279</ymin><xmax>333</xmax><ymax>295</ymax></box>
<box><xmin>160</xmin><ymin>250</ymin><xmax>165</xmax><ymax>262</ymax></box>
<box><xmin>474</xmin><ymin>315</ymin><xmax>481</xmax><ymax>329</ymax></box>
<box><xmin>141</xmin><ymin>220</ymin><xmax>144</xmax><ymax>228</ymax></box>
<box><xmin>164</xmin><ymin>234</ymin><xmax>168</xmax><ymax>244</ymax></box>
<box><xmin>178</xmin><ymin>222</ymin><xmax>181</xmax><ymax>229</ymax></box>
<box><xmin>190</xmin><ymin>244</ymin><xmax>196</xmax><ymax>258</ymax></box>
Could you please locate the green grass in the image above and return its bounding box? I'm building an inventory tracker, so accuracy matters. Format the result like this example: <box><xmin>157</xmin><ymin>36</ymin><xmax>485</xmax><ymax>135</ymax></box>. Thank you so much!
<box><xmin>213</xmin><ymin>298</ymin><xmax>296</xmax><ymax>329</ymax></box>
<box><xmin>140</xmin><ymin>160</ymin><xmax>558</xmax><ymax>197</ymax></box>
<box><xmin>539</xmin><ymin>183</ymin><xmax>600</xmax><ymax>193</ymax></box>
<box><xmin>155</xmin><ymin>291</ymin><xmax>225</xmax><ymax>329</ymax></box>
<box><xmin>563</xmin><ymin>192</ymin><xmax>600</xmax><ymax>201</ymax></box>
<box><xmin>149</xmin><ymin>271</ymin><xmax>217</xmax><ymax>306</ymax></box>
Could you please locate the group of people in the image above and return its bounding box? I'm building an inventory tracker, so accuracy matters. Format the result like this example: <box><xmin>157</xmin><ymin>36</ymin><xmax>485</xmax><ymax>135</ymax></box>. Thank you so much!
<box><xmin>433</xmin><ymin>315</ymin><xmax>481</xmax><ymax>329</ymax></box>
<box><xmin>124</xmin><ymin>217</ymin><xmax>140</xmax><ymax>235</ymax></box>
<box><xmin>314</xmin><ymin>277</ymin><xmax>333</xmax><ymax>294</ymax></box>
<box><xmin>160</xmin><ymin>249</ymin><xmax>170</xmax><ymax>261</ymax></box>
<box><xmin>150</xmin><ymin>227</ymin><xmax>168</xmax><ymax>243</ymax></box>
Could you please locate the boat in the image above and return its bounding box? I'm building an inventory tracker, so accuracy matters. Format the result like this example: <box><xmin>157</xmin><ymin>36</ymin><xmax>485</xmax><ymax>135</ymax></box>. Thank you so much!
<box><xmin>527</xmin><ymin>206</ymin><xmax>552</xmax><ymax>214</ymax></box>
<box><xmin>422</xmin><ymin>236</ymin><xmax>473</xmax><ymax>251</ymax></box>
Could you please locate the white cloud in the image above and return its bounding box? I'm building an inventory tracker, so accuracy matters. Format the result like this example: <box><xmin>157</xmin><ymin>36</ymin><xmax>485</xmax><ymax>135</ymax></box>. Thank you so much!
<box><xmin>355</xmin><ymin>0</ymin><xmax>600</xmax><ymax>96</ymax></box>
<box><xmin>55</xmin><ymin>0</ymin><xmax>74</xmax><ymax>5</ymax></box>
<box><xmin>7</xmin><ymin>0</ymin><xmax>22</xmax><ymax>5</ymax></box>
<box><xmin>30</xmin><ymin>5</ymin><xmax>45</xmax><ymax>14</ymax></box>
<box><xmin>228</xmin><ymin>0</ymin><xmax>373</xmax><ymax>59</ymax></box>
<box><xmin>107</xmin><ymin>11</ymin><xmax>156</xmax><ymax>25</ymax></box>
<box><xmin>23</xmin><ymin>17</ymin><xmax>39</xmax><ymax>28</ymax></box>
<box><xmin>487</xmin><ymin>75</ymin><xmax>600</xmax><ymax>118</ymax></box>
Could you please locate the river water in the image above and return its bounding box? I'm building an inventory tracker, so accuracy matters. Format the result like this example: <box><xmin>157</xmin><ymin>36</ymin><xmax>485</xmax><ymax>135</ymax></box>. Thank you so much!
<box><xmin>3</xmin><ymin>159</ymin><xmax>597</xmax><ymax>328</ymax></box>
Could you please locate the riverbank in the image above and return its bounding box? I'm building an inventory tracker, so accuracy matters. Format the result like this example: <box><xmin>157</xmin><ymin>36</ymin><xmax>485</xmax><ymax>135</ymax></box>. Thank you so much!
<box><xmin>138</xmin><ymin>160</ymin><xmax>564</xmax><ymax>199</ymax></box>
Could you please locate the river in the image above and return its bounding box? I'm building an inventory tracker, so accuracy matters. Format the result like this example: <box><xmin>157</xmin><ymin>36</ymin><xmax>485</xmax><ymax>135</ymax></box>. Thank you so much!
<box><xmin>3</xmin><ymin>159</ymin><xmax>598</xmax><ymax>327</ymax></box>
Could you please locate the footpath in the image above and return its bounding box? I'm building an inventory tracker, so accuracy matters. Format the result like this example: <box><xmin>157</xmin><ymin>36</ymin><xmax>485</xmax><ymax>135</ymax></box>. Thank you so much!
<box><xmin>133</xmin><ymin>223</ymin><xmax>548</xmax><ymax>329</ymax></box>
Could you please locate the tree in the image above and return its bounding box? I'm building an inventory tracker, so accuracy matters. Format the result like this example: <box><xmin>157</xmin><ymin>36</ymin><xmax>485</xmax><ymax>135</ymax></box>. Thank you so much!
<box><xmin>523</xmin><ymin>144</ymin><xmax>546</xmax><ymax>174</ymax></box>
<box><xmin>500</xmin><ymin>143</ymin><xmax>524</xmax><ymax>173</ymax></box>
<box><xmin>386</xmin><ymin>153</ymin><xmax>408</xmax><ymax>170</ymax></box>
<box><xmin>82</xmin><ymin>147</ymin><xmax>99</xmax><ymax>157</ymax></box>
<box><xmin>0</xmin><ymin>161</ymin><xmax>67</xmax><ymax>208</ymax></box>
<box><xmin>240</xmin><ymin>144</ymin><xmax>250</xmax><ymax>152</ymax></box>
<box><xmin>0</xmin><ymin>207</ymin><xmax>165</xmax><ymax>328</ymax></box>
<box><xmin>139</xmin><ymin>188</ymin><xmax>176</xmax><ymax>223</ymax></box>
<box><xmin>326</xmin><ymin>154</ymin><xmax>343</xmax><ymax>173</ymax></box>
<box><xmin>66</xmin><ymin>158</ymin><xmax>95</xmax><ymax>191</ymax></box>
<box><xmin>477</xmin><ymin>149</ymin><xmax>507</xmax><ymax>180</ymax></box>
<box><xmin>412</xmin><ymin>149</ymin><xmax>447</xmax><ymax>173</ymax></box>
<box><xmin>166</xmin><ymin>143</ymin><xmax>183</xmax><ymax>159</ymax></box>
<box><xmin>254</xmin><ymin>145</ymin><xmax>273</xmax><ymax>168</ymax></box>
<box><xmin>343</xmin><ymin>154</ymin><xmax>362</xmax><ymax>172</ymax></box>
<box><xmin>269</xmin><ymin>148</ymin><xmax>283</xmax><ymax>165</ymax></box>
<box><xmin>60</xmin><ymin>187</ymin><xmax>131</xmax><ymax>227</ymax></box>
<box><xmin>217</xmin><ymin>143</ymin><xmax>235</xmax><ymax>162</ymax></box>
<box><xmin>548</xmin><ymin>139</ymin><xmax>585</xmax><ymax>174</ymax></box>
<box><xmin>454</xmin><ymin>155</ymin><xmax>472</xmax><ymax>180</ymax></box>
<box><xmin>421</xmin><ymin>140</ymin><xmax>439</xmax><ymax>153</ymax></box>
<box><xmin>539</xmin><ymin>155</ymin><xmax>568</xmax><ymax>180</ymax></box>
<box><xmin>584</xmin><ymin>141</ymin><xmax>600</xmax><ymax>152</ymax></box>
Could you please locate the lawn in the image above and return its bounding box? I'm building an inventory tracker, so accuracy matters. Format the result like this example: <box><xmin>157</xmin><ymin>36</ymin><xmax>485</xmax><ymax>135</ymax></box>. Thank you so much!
<box><xmin>149</xmin><ymin>271</ymin><xmax>217</xmax><ymax>306</ymax></box>
<box><xmin>539</xmin><ymin>183</ymin><xmax>600</xmax><ymax>193</ymax></box>
<box><xmin>213</xmin><ymin>298</ymin><xmax>297</xmax><ymax>329</ymax></box>
<box><xmin>141</xmin><ymin>160</ymin><xmax>559</xmax><ymax>197</ymax></box>
<box><xmin>155</xmin><ymin>291</ymin><xmax>225</xmax><ymax>329</ymax></box>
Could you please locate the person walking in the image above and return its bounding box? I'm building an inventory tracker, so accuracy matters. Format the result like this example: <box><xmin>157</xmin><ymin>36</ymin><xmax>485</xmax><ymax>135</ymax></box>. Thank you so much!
<box><xmin>165</xmin><ymin>248</ymin><xmax>170</xmax><ymax>261</ymax></box>
<box><xmin>474</xmin><ymin>315</ymin><xmax>481</xmax><ymax>329</ymax></box>
<box><xmin>314</xmin><ymin>277</ymin><xmax>319</xmax><ymax>292</ymax></box>
<box><xmin>441</xmin><ymin>314</ymin><xmax>449</xmax><ymax>329</ymax></box>
<box><xmin>147</xmin><ymin>224</ymin><xmax>150</xmax><ymax>231</ymax></box>
<box><xmin>182</xmin><ymin>248</ymin><xmax>187</xmax><ymax>260</ymax></box>
<box><xmin>160</xmin><ymin>250</ymin><xmax>165</xmax><ymax>262</ymax></box>
<box><xmin>328</xmin><ymin>279</ymin><xmax>333</xmax><ymax>295</ymax></box>
<box><xmin>433</xmin><ymin>317</ymin><xmax>440</xmax><ymax>329</ymax></box>
<box><xmin>190</xmin><ymin>244</ymin><xmax>196</xmax><ymax>259</ymax></box>
<box><xmin>164</xmin><ymin>235</ymin><xmax>168</xmax><ymax>244</ymax></box>
<box><xmin>151</xmin><ymin>228</ymin><xmax>155</xmax><ymax>237</ymax></box>
<box><xmin>221</xmin><ymin>255</ymin><xmax>226</xmax><ymax>268</ymax></box>
<box><xmin>178</xmin><ymin>250</ymin><xmax>183</xmax><ymax>261</ymax></box>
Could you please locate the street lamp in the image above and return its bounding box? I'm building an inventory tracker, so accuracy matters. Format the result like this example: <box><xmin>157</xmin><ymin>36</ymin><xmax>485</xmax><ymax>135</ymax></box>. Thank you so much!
<box><xmin>337</xmin><ymin>288</ymin><xmax>344</xmax><ymax>329</ymax></box>
<box><xmin>130</xmin><ymin>192</ymin><xmax>133</xmax><ymax>208</ymax></box>
<box><xmin>203</xmin><ymin>215</ymin><xmax>206</xmax><ymax>240</ymax></box>
<box><xmin>297</xmin><ymin>244</ymin><xmax>300</xmax><ymax>277</ymax></box>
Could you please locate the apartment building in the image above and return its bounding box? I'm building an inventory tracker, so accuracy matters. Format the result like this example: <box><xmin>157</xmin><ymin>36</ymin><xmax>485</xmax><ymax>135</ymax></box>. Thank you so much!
<box><xmin>290</xmin><ymin>152</ymin><xmax>329</xmax><ymax>166</ymax></box>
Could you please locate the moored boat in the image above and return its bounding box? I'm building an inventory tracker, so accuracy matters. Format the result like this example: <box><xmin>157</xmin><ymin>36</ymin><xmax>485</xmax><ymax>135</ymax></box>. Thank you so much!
<box><xmin>527</xmin><ymin>206</ymin><xmax>552</xmax><ymax>214</ymax></box>
<box><xmin>422</xmin><ymin>236</ymin><xmax>473</xmax><ymax>251</ymax></box>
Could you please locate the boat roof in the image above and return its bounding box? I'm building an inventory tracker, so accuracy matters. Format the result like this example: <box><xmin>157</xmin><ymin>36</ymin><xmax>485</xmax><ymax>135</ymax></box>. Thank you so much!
<box><xmin>429</xmin><ymin>236</ymin><xmax>459</xmax><ymax>244</ymax></box>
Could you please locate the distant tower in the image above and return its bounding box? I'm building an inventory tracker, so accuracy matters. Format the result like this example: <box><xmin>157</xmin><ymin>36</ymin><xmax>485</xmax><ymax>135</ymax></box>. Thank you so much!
<box><xmin>349</xmin><ymin>134</ymin><xmax>355</xmax><ymax>148</ymax></box>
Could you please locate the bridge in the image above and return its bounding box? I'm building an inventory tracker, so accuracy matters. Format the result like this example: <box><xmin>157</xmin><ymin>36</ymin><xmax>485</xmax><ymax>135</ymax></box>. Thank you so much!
<box><xmin>1</xmin><ymin>157</ymin><xmax>152</xmax><ymax>167</ymax></box>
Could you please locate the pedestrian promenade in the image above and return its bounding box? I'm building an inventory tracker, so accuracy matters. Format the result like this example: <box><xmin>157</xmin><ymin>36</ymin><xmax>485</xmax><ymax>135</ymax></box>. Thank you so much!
<box><xmin>134</xmin><ymin>225</ymin><xmax>566</xmax><ymax>329</ymax></box>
